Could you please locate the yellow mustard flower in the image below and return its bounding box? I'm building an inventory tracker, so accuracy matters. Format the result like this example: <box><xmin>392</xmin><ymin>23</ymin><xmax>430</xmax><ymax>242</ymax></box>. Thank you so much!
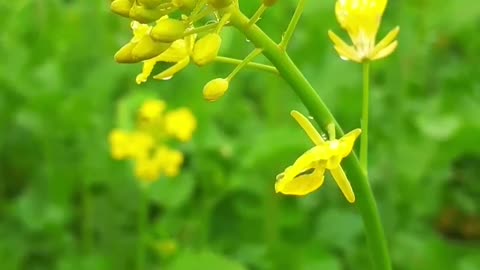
<box><xmin>109</xmin><ymin>129</ymin><xmax>131</xmax><ymax>160</ymax></box>
<box><xmin>275</xmin><ymin>111</ymin><xmax>361</xmax><ymax>203</ymax></box>
<box><xmin>129</xmin><ymin>131</ymin><xmax>155</xmax><ymax>159</ymax></box>
<box><xmin>328</xmin><ymin>0</ymin><xmax>399</xmax><ymax>63</ymax></box>
<box><xmin>135</xmin><ymin>155</ymin><xmax>162</xmax><ymax>183</ymax></box>
<box><xmin>138</xmin><ymin>99</ymin><xmax>166</xmax><ymax>122</ymax></box>
<box><xmin>154</xmin><ymin>146</ymin><xmax>184</xmax><ymax>177</ymax></box>
<box><xmin>164</xmin><ymin>108</ymin><xmax>197</xmax><ymax>142</ymax></box>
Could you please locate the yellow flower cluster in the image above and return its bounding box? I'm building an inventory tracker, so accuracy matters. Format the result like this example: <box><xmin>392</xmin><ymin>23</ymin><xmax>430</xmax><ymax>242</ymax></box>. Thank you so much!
<box><xmin>109</xmin><ymin>99</ymin><xmax>196</xmax><ymax>184</ymax></box>
<box><xmin>275</xmin><ymin>111</ymin><xmax>361</xmax><ymax>203</ymax></box>
<box><xmin>328</xmin><ymin>0</ymin><xmax>399</xmax><ymax>62</ymax></box>
<box><xmin>111</xmin><ymin>0</ymin><xmax>237</xmax><ymax>100</ymax></box>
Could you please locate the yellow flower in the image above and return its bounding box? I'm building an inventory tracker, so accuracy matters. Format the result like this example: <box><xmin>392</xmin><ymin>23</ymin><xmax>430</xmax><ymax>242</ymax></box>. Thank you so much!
<box><xmin>130</xmin><ymin>131</ymin><xmax>155</xmax><ymax>159</ymax></box>
<box><xmin>135</xmin><ymin>155</ymin><xmax>162</xmax><ymax>183</ymax></box>
<box><xmin>328</xmin><ymin>0</ymin><xmax>399</xmax><ymax>63</ymax></box>
<box><xmin>138</xmin><ymin>99</ymin><xmax>166</xmax><ymax>123</ymax></box>
<box><xmin>154</xmin><ymin>146</ymin><xmax>184</xmax><ymax>177</ymax></box>
<box><xmin>275</xmin><ymin>111</ymin><xmax>361</xmax><ymax>203</ymax></box>
<box><xmin>108</xmin><ymin>129</ymin><xmax>131</xmax><ymax>160</ymax></box>
<box><xmin>165</xmin><ymin>108</ymin><xmax>197</xmax><ymax>142</ymax></box>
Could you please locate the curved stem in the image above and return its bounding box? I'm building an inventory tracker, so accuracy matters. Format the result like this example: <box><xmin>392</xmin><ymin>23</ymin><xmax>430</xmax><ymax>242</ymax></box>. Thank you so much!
<box><xmin>215</xmin><ymin>56</ymin><xmax>278</xmax><ymax>75</ymax></box>
<box><xmin>360</xmin><ymin>62</ymin><xmax>370</xmax><ymax>173</ymax></box>
<box><xmin>230</xmin><ymin>10</ymin><xmax>391</xmax><ymax>270</ymax></box>
<box><xmin>279</xmin><ymin>0</ymin><xmax>307</xmax><ymax>50</ymax></box>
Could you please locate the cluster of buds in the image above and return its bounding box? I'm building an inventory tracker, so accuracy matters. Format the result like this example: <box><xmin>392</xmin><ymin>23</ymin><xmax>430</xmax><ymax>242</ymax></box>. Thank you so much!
<box><xmin>110</xmin><ymin>0</ymin><xmax>240</xmax><ymax>101</ymax></box>
<box><xmin>111</xmin><ymin>0</ymin><xmax>281</xmax><ymax>102</ymax></box>
<box><xmin>108</xmin><ymin>99</ymin><xmax>196</xmax><ymax>183</ymax></box>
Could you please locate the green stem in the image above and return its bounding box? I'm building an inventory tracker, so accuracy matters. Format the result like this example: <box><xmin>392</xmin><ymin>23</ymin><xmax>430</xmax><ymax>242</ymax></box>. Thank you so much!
<box><xmin>226</xmin><ymin>48</ymin><xmax>263</xmax><ymax>81</ymax></box>
<box><xmin>137</xmin><ymin>186</ymin><xmax>148</xmax><ymax>270</ymax></box>
<box><xmin>230</xmin><ymin>10</ymin><xmax>391</xmax><ymax>270</ymax></box>
<box><xmin>247</xmin><ymin>4</ymin><xmax>267</xmax><ymax>27</ymax></box>
<box><xmin>215</xmin><ymin>56</ymin><xmax>278</xmax><ymax>75</ymax></box>
<box><xmin>279</xmin><ymin>0</ymin><xmax>307</xmax><ymax>50</ymax></box>
<box><xmin>360</xmin><ymin>62</ymin><xmax>370</xmax><ymax>173</ymax></box>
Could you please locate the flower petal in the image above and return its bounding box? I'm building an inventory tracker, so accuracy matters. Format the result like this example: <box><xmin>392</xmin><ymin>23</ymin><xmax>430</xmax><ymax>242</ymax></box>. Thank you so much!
<box><xmin>153</xmin><ymin>57</ymin><xmax>190</xmax><ymax>80</ymax></box>
<box><xmin>371</xmin><ymin>40</ymin><xmax>398</xmax><ymax>61</ymax></box>
<box><xmin>370</xmin><ymin>26</ymin><xmax>399</xmax><ymax>59</ymax></box>
<box><xmin>330</xmin><ymin>166</ymin><xmax>355</xmax><ymax>203</ymax></box>
<box><xmin>290</xmin><ymin>110</ymin><xmax>325</xmax><ymax>145</ymax></box>
<box><xmin>338</xmin><ymin>128</ymin><xmax>362</xmax><ymax>158</ymax></box>
<box><xmin>275</xmin><ymin>163</ymin><xmax>326</xmax><ymax>196</ymax></box>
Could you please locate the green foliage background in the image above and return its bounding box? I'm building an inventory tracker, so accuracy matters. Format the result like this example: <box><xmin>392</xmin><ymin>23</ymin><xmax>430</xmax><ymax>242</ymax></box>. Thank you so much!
<box><xmin>1</xmin><ymin>0</ymin><xmax>479</xmax><ymax>269</ymax></box>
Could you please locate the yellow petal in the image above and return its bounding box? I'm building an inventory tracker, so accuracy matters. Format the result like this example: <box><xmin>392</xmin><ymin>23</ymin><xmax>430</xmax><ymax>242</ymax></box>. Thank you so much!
<box><xmin>371</xmin><ymin>40</ymin><xmax>398</xmax><ymax>61</ymax></box>
<box><xmin>153</xmin><ymin>57</ymin><xmax>190</xmax><ymax>80</ymax></box>
<box><xmin>328</xmin><ymin>31</ymin><xmax>362</xmax><ymax>62</ymax></box>
<box><xmin>338</xmin><ymin>128</ymin><xmax>361</xmax><ymax>158</ymax></box>
<box><xmin>275</xmin><ymin>163</ymin><xmax>326</xmax><ymax>196</ymax></box>
<box><xmin>370</xmin><ymin>26</ymin><xmax>399</xmax><ymax>59</ymax></box>
<box><xmin>156</xmin><ymin>39</ymin><xmax>189</xmax><ymax>63</ymax></box>
<box><xmin>136</xmin><ymin>56</ymin><xmax>160</xmax><ymax>84</ymax></box>
<box><xmin>290</xmin><ymin>110</ymin><xmax>325</xmax><ymax>145</ymax></box>
<box><xmin>329</xmin><ymin>167</ymin><xmax>355</xmax><ymax>203</ymax></box>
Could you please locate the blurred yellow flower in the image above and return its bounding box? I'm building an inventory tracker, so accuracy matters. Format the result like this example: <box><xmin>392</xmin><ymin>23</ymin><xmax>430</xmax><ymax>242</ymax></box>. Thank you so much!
<box><xmin>109</xmin><ymin>129</ymin><xmax>131</xmax><ymax>160</ymax></box>
<box><xmin>109</xmin><ymin>99</ymin><xmax>196</xmax><ymax>184</ymax></box>
<box><xmin>165</xmin><ymin>108</ymin><xmax>197</xmax><ymax>142</ymax></box>
<box><xmin>275</xmin><ymin>111</ymin><xmax>361</xmax><ymax>203</ymax></box>
<box><xmin>328</xmin><ymin>0</ymin><xmax>399</xmax><ymax>63</ymax></box>
<box><xmin>138</xmin><ymin>99</ymin><xmax>166</xmax><ymax>122</ymax></box>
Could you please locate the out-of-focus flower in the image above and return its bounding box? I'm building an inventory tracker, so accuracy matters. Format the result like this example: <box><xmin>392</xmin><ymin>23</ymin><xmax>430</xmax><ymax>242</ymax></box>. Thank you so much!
<box><xmin>165</xmin><ymin>108</ymin><xmax>197</xmax><ymax>142</ymax></box>
<box><xmin>109</xmin><ymin>99</ymin><xmax>196</xmax><ymax>184</ymax></box>
<box><xmin>275</xmin><ymin>111</ymin><xmax>361</xmax><ymax>203</ymax></box>
<box><xmin>109</xmin><ymin>129</ymin><xmax>131</xmax><ymax>160</ymax></box>
<box><xmin>328</xmin><ymin>0</ymin><xmax>399</xmax><ymax>63</ymax></box>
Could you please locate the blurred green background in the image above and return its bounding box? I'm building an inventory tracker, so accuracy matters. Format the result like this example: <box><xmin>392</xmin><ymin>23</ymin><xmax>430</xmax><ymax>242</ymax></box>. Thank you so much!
<box><xmin>1</xmin><ymin>0</ymin><xmax>480</xmax><ymax>269</ymax></box>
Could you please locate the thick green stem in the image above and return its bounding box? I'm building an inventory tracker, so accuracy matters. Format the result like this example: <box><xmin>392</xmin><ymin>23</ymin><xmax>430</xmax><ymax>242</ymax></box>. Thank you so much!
<box><xmin>137</xmin><ymin>187</ymin><xmax>148</xmax><ymax>270</ymax></box>
<box><xmin>360</xmin><ymin>62</ymin><xmax>370</xmax><ymax>173</ymax></box>
<box><xmin>230</xmin><ymin>10</ymin><xmax>391</xmax><ymax>270</ymax></box>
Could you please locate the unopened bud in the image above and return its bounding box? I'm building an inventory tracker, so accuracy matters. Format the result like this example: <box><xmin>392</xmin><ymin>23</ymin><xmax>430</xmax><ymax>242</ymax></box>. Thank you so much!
<box><xmin>137</xmin><ymin>0</ymin><xmax>163</xmax><ymax>8</ymax></box>
<box><xmin>172</xmin><ymin>0</ymin><xmax>198</xmax><ymax>11</ymax></box>
<box><xmin>151</xmin><ymin>18</ymin><xmax>186</xmax><ymax>43</ymax></box>
<box><xmin>129</xmin><ymin>3</ymin><xmax>168</xmax><ymax>23</ymax></box>
<box><xmin>111</xmin><ymin>0</ymin><xmax>133</xmax><ymax>18</ymax></box>
<box><xmin>203</xmin><ymin>78</ymin><xmax>229</xmax><ymax>102</ymax></box>
<box><xmin>114</xmin><ymin>42</ymin><xmax>139</xmax><ymax>63</ymax></box>
<box><xmin>207</xmin><ymin>0</ymin><xmax>233</xmax><ymax>9</ymax></box>
<box><xmin>263</xmin><ymin>0</ymin><xmax>278</xmax><ymax>6</ymax></box>
<box><xmin>192</xmin><ymin>33</ymin><xmax>222</xmax><ymax>66</ymax></box>
<box><xmin>132</xmin><ymin>35</ymin><xmax>170</xmax><ymax>61</ymax></box>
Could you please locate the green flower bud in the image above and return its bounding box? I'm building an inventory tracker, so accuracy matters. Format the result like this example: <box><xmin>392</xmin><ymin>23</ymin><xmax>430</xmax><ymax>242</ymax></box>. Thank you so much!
<box><xmin>172</xmin><ymin>0</ymin><xmax>198</xmax><ymax>11</ymax></box>
<box><xmin>129</xmin><ymin>3</ymin><xmax>168</xmax><ymax>23</ymax></box>
<box><xmin>263</xmin><ymin>0</ymin><xmax>277</xmax><ymax>6</ymax></box>
<box><xmin>192</xmin><ymin>33</ymin><xmax>222</xmax><ymax>66</ymax></box>
<box><xmin>203</xmin><ymin>78</ymin><xmax>229</xmax><ymax>102</ymax></box>
<box><xmin>137</xmin><ymin>0</ymin><xmax>164</xmax><ymax>8</ymax></box>
<box><xmin>151</xmin><ymin>18</ymin><xmax>186</xmax><ymax>43</ymax></box>
<box><xmin>114</xmin><ymin>42</ymin><xmax>139</xmax><ymax>63</ymax></box>
<box><xmin>110</xmin><ymin>0</ymin><xmax>133</xmax><ymax>18</ymax></box>
<box><xmin>132</xmin><ymin>35</ymin><xmax>170</xmax><ymax>61</ymax></box>
<box><xmin>207</xmin><ymin>0</ymin><xmax>234</xmax><ymax>9</ymax></box>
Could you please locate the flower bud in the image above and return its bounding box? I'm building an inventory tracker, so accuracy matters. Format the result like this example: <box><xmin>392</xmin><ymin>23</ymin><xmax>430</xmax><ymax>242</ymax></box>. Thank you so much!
<box><xmin>114</xmin><ymin>42</ymin><xmax>139</xmax><ymax>63</ymax></box>
<box><xmin>203</xmin><ymin>78</ymin><xmax>229</xmax><ymax>102</ymax></box>
<box><xmin>151</xmin><ymin>18</ymin><xmax>186</xmax><ymax>43</ymax></box>
<box><xmin>110</xmin><ymin>0</ymin><xmax>133</xmax><ymax>18</ymax></box>
<box><xmin>263</xmin><ymin>0</ymin><xmax>277</xmax><ymax>6</ymax></box>
<box><xmin>173</xmin><ymin>0</ymin><xmax>198</xmax><ymax>11</ymax></box>
<box><xmin>207</xmin><ymin>0</ymin><xmax>234</xmax><ymax>9</ymax></box>
<box><xmin>129</xmin><ymin>2</ymin><xmax>168</xmax><ymax>23</ymax></box>
<box><xmin>132</xmin><ymin>35</ymin><xmax>170</xmax><ymax>61</ymax></box>
<box><xmin>137</xmin><ymin>0</ymin><xmax>163</xmax><ymax>8</ymax></box>
<box><xmin>192</xmin><ymin>33</ymin><xmax>222</xmax><ymax>66</ymax></box>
